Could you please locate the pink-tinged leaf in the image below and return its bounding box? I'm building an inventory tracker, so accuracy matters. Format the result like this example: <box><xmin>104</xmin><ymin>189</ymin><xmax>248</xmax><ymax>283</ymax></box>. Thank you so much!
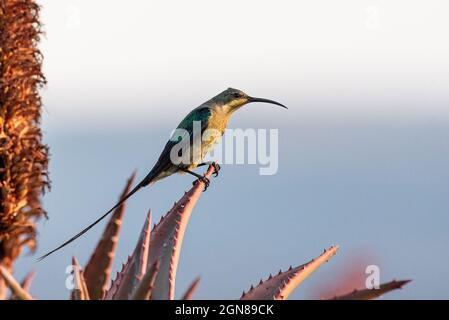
<box><xmin>0</xmin><ymin>265</ymin><xmax>33</xmax><ymax>300</ymax></box>
<box><xmin>131</xmin><ymin>260</ymin><xmax>161</xmax><ymax>300</ymax></box>
<box><xmin>149</xmin><ymin>165</ymin><xmax>215</xmax><ymax>300</ymax></box>
<box><xmin>71</xmin><ymin>256</ymin><xmax>90</xmax><ymax>300</ymax></box>
<box><xmin>111</xmin><ymin>210</ymin><xmax>152</xmax><ymax>300</ymax></box>
<box><xmin>10</xmin><ymin>271</ymin><xmax>36</xmax><ymax>300</ymax></box>
<box><xmin>20</xmin><ymin>271</ymin><xmax>36</xmax><ymax>293</ymax></box>
<box><xmin>0</xmin><ymin>280</ymin><xmax>5</xmax><ymax>300</ymax></box>
<box><xmin>103</xmin><ymin>261</ymin><xmax>129</xmax><ymax>300</ymax></box>
<box><xmin>83</xmin><ymin>172</ymin><xmax>136</xmax><ymax>300</ymax></box>
<box><xmin>330</xmin><ymin>279</ymin><xmax>411</xmax><ymax>300</ymax></box>
<box><xmin>308</xmin><ymin>251</ymin><xmax>373</xmax><ymax>299</ymax></box>
<box><xmin>181</xmin><ymin>277</ymin><xmax>201</xmax><ymax>300</ymax></box>
<box><xmin>241</xmin><ymin>246</ymin><xmax>339</xmax><ymax>300</ymax></box>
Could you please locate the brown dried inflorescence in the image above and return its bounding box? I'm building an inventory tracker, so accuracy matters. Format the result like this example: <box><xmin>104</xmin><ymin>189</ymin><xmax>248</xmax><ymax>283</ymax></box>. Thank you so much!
<box><xmin>0</xmin><ymin>0</ymin><xmax>49</xmax><ymax>292</ymax></box>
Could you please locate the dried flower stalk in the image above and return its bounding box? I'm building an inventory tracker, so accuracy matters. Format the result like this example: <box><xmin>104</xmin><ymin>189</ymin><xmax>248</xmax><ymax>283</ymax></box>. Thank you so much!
<box><xmin>0</xmin><ymin>0</ymin><xmax>49</xmax><ymax>297</ymax></box>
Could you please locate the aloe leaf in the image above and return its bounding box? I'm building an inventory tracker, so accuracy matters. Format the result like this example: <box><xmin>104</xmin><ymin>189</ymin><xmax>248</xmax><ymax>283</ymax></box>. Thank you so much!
<box><xmin>103</xmin><ymin>262</ymin><xmax>128</xmax><ymax>300</ymax></box>
<box><xmin>330</xmin><ymin>279</ymin><xmax>411</xmax><ymax>300</ymax></box>
<box><xmin>83</xmin><ymin>172</ymin><xmax>136</xmax><ymax>299</ymax></box>
<box><xmin>181</xmin><ymin>277</ymin><xmax>201</xmax><ymax>300</ymax></box>
<box><xmin>0</xmin><ymin>265</ymin><xmax>33</xmax><ymax>300</ymax></box>
<box><xmin>111</xmin><ymin>209</ymin><xmax>152</xmax><ymax>299</ymax></box>
<box><xmin>148</xmin><ymin>165</ymin><xmax>215</xmax><ymax>300</ymax></box>
<box><xmin>131</xmin><ymin>259</ymin><xmax>161</xmax><ymax>300</ymax></box>
<box><xmin>10</xmin><ymin>271</ymin><xmax>35</xmax><ymax>300</ymax></box>
<box><xmin>240</xmin><ymin>246</ymin><xmax>339</xmax><ymax>300</ymax></box>
<box><xmin>71</xmin><ymin>256</ymin><xmax>90</xmax><ymax>300</ymax></box>
<box><xmin>20</xmin><ymin>271</ymin><xmax>36</xmax><ymax>293</ymax></box>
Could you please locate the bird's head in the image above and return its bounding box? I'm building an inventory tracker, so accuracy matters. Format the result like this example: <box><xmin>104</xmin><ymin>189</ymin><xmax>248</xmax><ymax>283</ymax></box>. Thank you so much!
<box><xmin>212</xmin><ymin>87</ymin><xmax>287</xmax><ymax>113</ymax></box>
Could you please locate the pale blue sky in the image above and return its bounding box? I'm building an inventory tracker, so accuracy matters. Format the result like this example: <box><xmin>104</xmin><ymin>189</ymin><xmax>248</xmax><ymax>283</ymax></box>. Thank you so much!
<box><xmin>11</xmin><ymin>0</ymin><xmax>449</xmax><ymax>299</ymax></box>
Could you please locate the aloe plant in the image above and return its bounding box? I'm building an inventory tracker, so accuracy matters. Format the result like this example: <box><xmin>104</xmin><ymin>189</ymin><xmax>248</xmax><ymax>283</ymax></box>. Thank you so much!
<box><xmin>0</xmin><ymin>165</ymin><xmax>411</xmax><ymax>300</ymax></box>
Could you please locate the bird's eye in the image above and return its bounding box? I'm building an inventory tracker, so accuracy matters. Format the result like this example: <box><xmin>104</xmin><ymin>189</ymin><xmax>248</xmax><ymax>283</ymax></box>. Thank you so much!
<box><xmin>233</xmin><ymin>92</ymin><xmax>242</xmax><ymax>98</ymax></box>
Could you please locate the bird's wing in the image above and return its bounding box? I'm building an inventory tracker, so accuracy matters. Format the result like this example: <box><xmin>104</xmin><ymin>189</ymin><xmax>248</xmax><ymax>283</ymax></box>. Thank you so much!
<box><xmin>141</xmin><ymin>107</ymin><xmax>212</xmax><ymax>185</ymax></box>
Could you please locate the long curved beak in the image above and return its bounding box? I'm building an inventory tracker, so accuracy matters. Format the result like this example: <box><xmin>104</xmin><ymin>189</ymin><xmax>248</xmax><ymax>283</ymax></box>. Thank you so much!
<box><xmin>248</xmin><ymin>96</ymin><xmax>287</xmax><ymax>109</ymax></box>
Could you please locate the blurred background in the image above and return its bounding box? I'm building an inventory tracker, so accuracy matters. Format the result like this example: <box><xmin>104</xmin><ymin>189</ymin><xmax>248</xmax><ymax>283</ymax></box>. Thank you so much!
<box><xmin>14</xmin><ymin>0</ymin><xmax>449</xmax><ymax>299</ymax></box>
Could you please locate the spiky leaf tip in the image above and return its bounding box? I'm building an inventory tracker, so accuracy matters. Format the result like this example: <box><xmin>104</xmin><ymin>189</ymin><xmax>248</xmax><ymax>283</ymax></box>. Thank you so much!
<box><xmin>241</xmin><ymin>245</ymin><xmax>339</xmax><ymax>300</ymax></box>
<box><xmin>330</xmin><ymin>279</ymin><xmax>412</xmax><ymax>300</ymax></box>
<box><xmin>70</xmin><ymin>256</ymin><xmax>90</xmax><ymax>300</ymax></box>
<box><xmin>181</xmin><ymin>277</ymin><xmax>201</xmax><ymax>300</ymax></box>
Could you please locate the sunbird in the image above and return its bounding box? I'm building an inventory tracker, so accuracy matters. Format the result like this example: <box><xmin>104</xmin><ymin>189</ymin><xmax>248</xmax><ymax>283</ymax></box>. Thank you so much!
<box><xmin>39</xmin><ymin>88</ymin><xmax>286</xmax><ymax>260</ymax></box>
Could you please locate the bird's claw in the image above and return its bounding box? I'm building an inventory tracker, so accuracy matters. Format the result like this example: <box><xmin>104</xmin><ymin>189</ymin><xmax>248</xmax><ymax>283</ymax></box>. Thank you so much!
<box><xmin>193</xmin><ymin>176</ymin><xmax>210</xmax><ymax>192</ymax></box>
<box><xmin>212</xmin><ymin>162</ymin><xmax>221</xmax><ymax>177</ymax></box>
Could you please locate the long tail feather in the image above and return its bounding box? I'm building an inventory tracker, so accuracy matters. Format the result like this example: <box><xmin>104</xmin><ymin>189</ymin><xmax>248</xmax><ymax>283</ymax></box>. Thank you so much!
<box><xmin>37</xmin><ymin>178</ymin><xmax>148</xmax><ymax>261</ymax></box>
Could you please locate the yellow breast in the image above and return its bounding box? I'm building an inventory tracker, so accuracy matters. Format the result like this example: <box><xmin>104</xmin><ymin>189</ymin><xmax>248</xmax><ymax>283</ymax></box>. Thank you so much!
<box><xmin>208</xmin><ymin>107</ymin><xmax>232</xmax><ymax>134</ymax></box>
<box><xmin>196</xmin><ymin>107</ymin><xmax>231</xmax><ymax>160</ymax></box>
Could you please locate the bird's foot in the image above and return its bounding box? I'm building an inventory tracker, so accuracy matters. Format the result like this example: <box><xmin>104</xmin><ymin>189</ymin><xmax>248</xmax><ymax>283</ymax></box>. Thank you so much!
<box><xmin>198</xmin><ymin>162</ymin><xmax>221</xmax><ymax>177</ymax></box>
<box><xmin>193</xmin><ymin>176</ymin><xmax>210</xmax><ymax>192</ymax></box>
<box><xmin>211</xmin><ymin>162</ymin><xmax>221</xmax><ymax>177</ymax></box>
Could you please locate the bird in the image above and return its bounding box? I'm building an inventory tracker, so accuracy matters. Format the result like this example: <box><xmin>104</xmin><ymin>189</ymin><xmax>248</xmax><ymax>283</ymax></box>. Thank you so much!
<box><xmin>38</xmin><ymin>88</ymin><xmax>287</xmax><ymax>260</ymax></box>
